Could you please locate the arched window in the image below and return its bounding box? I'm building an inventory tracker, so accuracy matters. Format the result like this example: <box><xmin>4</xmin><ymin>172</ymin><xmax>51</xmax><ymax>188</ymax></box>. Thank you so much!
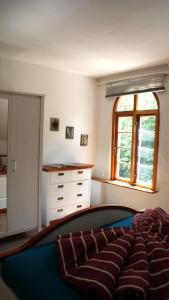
<box><xmin>111</xmin><ymin>92</ymin><xmax>159</xmax><ymax>191</ymax></box>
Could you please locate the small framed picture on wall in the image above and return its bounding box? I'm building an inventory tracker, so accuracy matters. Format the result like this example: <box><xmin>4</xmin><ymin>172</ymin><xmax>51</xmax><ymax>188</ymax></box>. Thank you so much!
<box><xmin>65</xmin><ymin>126</ymin><xmax>74</xmax><ymax>139</ymax></box>
<box><xmin>80</xmin><ymin>134</ymin><xmax>88</xmax><ymax>146</ymax></box>
<box><xmin>50</xmin><ymin>118</ymin><xmax>59</xmax><ymax>131</ymax></box>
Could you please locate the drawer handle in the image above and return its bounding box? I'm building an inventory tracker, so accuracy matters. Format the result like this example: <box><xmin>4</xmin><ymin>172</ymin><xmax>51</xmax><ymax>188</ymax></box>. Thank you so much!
<box><xmin>77</xmin><ymin>193</ymin><xmax>82</xmax><ymax>197</ymax></box>
<box><xmin>57</xmin><ymin>197</ymin><xmax>64</xmax><ymax>200</ymax></box>
<box><xmin>78</xmin><ymin>171</ymin><xmax>83</xmax><ymax>174</ymax></box>
<box><xmin>77</xmin><ymin>182</ymin><xmax>83</xmax><ymax>186</ymax></box>
<box><xmin>77</xmin><ymin>205</ymin><xmax>82</xmax><ymax>208</ymax></box>
<box><xmin>58</xmin><ymin>185</ymin><xmax>64</xmax><ymax>188</ymax></box>
<box><xmin>58</xmin><ymin>173</ymin><xmax>64</xmax><ymax>176</ymax></box>
<box><xmin>57</xmin><ymin>208</ymin><xmax>63</xmax><ymax>212</ymax></box>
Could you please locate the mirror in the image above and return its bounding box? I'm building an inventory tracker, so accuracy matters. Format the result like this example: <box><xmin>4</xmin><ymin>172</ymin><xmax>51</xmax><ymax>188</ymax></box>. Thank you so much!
<box><xmin>0</xmin><ymin>96</ymin><xmax>8</xmax><ymax>236</ymax></box>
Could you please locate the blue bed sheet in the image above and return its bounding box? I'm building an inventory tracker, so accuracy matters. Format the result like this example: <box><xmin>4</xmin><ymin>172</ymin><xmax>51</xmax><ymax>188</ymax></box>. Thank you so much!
<box><xmin>103</xmin><ymin>215</ymin><xmax>133</xmax><ymax>228</ymax></box>
<box><xmin>2</xmin><ymin>242</ymin><xmax>96</xmax><ymax>300</ymax></box>
<box><xmin>2</xmin><ymin>216</ymin><xmax>133</xmax><ymax>300</ymax></box>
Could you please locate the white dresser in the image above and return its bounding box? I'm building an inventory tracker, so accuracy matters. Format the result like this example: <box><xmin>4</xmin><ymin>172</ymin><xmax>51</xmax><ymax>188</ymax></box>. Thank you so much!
<box><xmin>42</xmin><ymin>164</ymin><xmax>93</xmax><ymax>226</ymax></box>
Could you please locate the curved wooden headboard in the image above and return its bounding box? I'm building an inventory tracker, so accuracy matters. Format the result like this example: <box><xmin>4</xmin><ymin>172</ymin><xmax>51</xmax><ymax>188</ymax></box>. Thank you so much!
<box><xmin>0</xmin><ymin>205</ymin><xmax>140</xmax><ymax>260</ymax></box>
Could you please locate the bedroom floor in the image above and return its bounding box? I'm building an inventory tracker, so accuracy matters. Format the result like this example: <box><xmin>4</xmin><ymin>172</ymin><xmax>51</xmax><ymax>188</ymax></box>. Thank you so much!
<box><xmin>0</xmin><ymin>229</ymin><xmax>38</xmax><ymax>254</ymax></box>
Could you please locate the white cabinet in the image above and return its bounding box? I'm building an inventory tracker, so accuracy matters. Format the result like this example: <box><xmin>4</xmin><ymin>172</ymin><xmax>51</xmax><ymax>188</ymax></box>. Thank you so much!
<box><xmin>42</xmin><ymin>165</ymin><xmax>93</xmax><ymax>226</ymax></box>
<box><xmin>0</xmin><ymin>91</ymin><xmax>44</xmax><ymax>237</ymax></box>
<box><xmin>7</xmin><ymin>93</ymin><xmax>44</xmax><ymax>234</ymax></box>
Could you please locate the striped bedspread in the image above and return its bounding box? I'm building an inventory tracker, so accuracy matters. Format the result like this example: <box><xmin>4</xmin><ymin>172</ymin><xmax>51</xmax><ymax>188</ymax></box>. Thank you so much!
<box><xmin>56</xmin><ymin>207</ymin><xmax>169</xmax><ymax>300</ymax></box>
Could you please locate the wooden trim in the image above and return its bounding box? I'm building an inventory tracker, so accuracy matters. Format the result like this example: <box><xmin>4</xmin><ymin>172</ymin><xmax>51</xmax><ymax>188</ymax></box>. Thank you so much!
<box><xmin>134</xmin><ymin>114</ymin><xmax>140</xmax><ymax>184</ymax></box>
<box><xmin>0</xmin><ymin>208</ymin><xmax>7</xmax><ymax>214</ymax></box>
<box><xmin>135</xmin><ymin>110</ymin><xmax>158</xmax><ymax>115</ymax></box>
<box><xmin>130</xmin><ymin>95</ymin><xmax>137</xmax><ymax>184</ymax></box>
<box><xmin>135</xmin><ymin>182</ymin><xmax>154</xmax><ymax>190</ymax></box>
<box><xmin>0</xmin><ymin>205</ymin><xmax>140</xmax><ymax>260</ymax></box>
<box><xmin>116</xmin><ymin>110</ymin><xmax>158</xmax><ymax>116</ymax></box>
<box><xmin>152</xmin><ymin>94</ymin><xmax>160</xmax><ymax>191</ymax></box>
<box><xmin>114</xmin><ymin>115</ymin><xmax>119</xmax><ymax>179</ymax></box>
<box><xmin>135</xmin><ymin>112</ymin><xmax>159</xmax><ymax>191</ymax></box>
<box><xmin>0</xmin><ymin>172</ymin><xmax>7</xmax><ymax>175</ymax></box>
<box><xmin>92</xmin><ymin>177</ymin><xmax>157</xmax><ymax>193</ymax></box>
<box><xmin>115</xmin><ymin>111</ymin><xmax>134</xmax><ymax>116</ymax></box>
<box><xmin>111</xmin><ymin>97</ymin><xmax>119</xmax><ymax>179</ymax></box>
<box><xmin>43</xmin><ymin>163</ymin><xmax>94</xmax><ymax>172</ymax></box>
<box><xmin>111</xmin><ymin>93</ymin><xmax>159</xmax><ymax>190</ymax></box>
<box><xmin>115</xmin><ymin>176</ymin><xmax>130</xmax><ymax>183</ymax></box>
<box><xmin>113</xmin><ymin>103</ymin><xmax>134</xmax><ymax>182</ymax></box>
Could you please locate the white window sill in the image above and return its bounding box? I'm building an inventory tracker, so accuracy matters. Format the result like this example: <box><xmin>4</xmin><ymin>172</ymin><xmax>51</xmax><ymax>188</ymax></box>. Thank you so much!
<box><xmin>92</xmin><ymin>177</ymin><xmax>157</xmax><ymax>194</ymax></box>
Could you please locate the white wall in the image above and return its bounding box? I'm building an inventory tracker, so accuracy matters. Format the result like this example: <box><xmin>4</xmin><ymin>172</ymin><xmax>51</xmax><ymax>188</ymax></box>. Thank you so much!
<box><xmin>93</xmin><ymin>77</ymin><xmax>169</xmax><ymax>212</ymax></box>
<box><xmin>2</xmin><ymin>56</ymin><xmax>169</xmax><ymax>211</ymax></box>
<box><xmin>0</xmin><ymin>57</ymin><xmax>97</xmax><ymax>165</ymax></box>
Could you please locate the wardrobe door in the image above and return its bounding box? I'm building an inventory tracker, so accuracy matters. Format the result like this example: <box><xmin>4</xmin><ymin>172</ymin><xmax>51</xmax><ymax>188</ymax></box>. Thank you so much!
<box><xmin>7</xmin><ymin>94</ymin><xmax>42</xmax><ymax>234</ymax></box>
<box><xmin>0</xmin><ymin>94</ymin><xmax>8</xmax><ymax>236</ymax></box>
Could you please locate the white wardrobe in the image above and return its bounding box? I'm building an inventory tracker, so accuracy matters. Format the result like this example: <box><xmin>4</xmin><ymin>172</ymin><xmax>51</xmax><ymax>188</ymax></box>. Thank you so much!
<box><xmin>0</xmin><ymin>91</ymin><xmax>44</xmax><ymax>237</ymax></box>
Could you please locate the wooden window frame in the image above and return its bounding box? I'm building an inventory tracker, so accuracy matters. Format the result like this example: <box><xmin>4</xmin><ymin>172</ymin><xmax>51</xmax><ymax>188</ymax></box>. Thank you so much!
<box><xmin>111</xmin><ymin>93</ymin><xmax>159</xmax><ymax>191</ymax></box>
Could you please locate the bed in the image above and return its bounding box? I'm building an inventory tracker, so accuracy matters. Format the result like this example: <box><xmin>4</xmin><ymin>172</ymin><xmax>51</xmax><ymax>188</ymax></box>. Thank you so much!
<box><xmin>0</xmin><ymin>205</ymin><xmax>169</xmax><ymax>300</ymax></box>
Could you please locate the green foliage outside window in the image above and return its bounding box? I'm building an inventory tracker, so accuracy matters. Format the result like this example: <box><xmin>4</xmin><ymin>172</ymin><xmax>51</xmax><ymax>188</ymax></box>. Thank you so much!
<box><xmin>118</xmin><ymin>133</ymin><xmax>132</xmax><ymax>148</ymax></box>
<box><xmin>119</xmin><ymin>163</ymin><xmax>130</xmax><ymax>179</ymax></box>
<box><xmin>138</xmin><ymin>165</ymin><xmax>153</xmax><ymax>183</ymax></box>
<box><xmin>117</xmin><ymin>114</ymin><xmax>156</xmax><ymax>182</ymax></box>
<box><xmin>119</xmin><ymin>148</ymin><xmax>131</xmax><ymax>163</ymax></box>
<box><xmin>138</xmin><ymin>93</ymin><xmax>158</xmax><ymax>110</ymax></box>
<box><xmin>118</xmin><ymin>117</ymin><xmax>132</xmax><ymax>132</ymax></box>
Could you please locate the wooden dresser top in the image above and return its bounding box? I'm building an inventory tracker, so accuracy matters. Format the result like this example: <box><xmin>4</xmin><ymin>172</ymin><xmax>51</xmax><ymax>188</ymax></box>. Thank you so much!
<box><xmin>43</xmin><ymin>163</ymin><xmax>94</xmax><ymax>172</ymax></box>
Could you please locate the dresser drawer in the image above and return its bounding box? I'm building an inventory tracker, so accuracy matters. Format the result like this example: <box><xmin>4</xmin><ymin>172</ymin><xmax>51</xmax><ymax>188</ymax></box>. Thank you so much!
<box><xmin>50</xmin><ymin>171</ymin><xmax>73</xmax><ymax>184</ymax></box>
<box><xmin>50</xmin><ymin>206</ymin><xmax>75</xmax><ymax>219</ymax></box>
<box><xmin>50</xmin><ymin>189</ymin><xmax>89</xmax><ymax>208</ymax></box>
<box><xmin>50</xmin><ymin>202</ymin><xmax>90</xmax><ymax>220</ymax></box>
<box><xmin>50</xmin><ymin>195</ymin><xmax>72</xmax><ymax>208</ymax></box>
<box><xmin>76</xmin><ymin>202</ymin><xmax>89</xmax><ymax>211</ymax></box>
<box><xmin>50</xmin><ymin>182</ymin><xmax>73</xmax><ymax>197</ymax></box>
<box><xmin>72</xmin><ymin>180</ymin><xmax>89</xmax><ymax>193</ymax></box>
<box><xmin>74</xmin><ymin>189</ymin><xmax>89</xmax><ymax>202</ymax></box>
<box><xmin>72</xmin><ymin>169</ymin><xmax>91</xmax><ymax>181</ymax></box>
<box><xmin>50</xmin><ymin>180</ymin><xmax>89</xmax><ymax>198</ymax></box>
<box><xmin>50</xmin><ymin>168</ymin><xmax>91</xmax><ymax>184</ymax></box>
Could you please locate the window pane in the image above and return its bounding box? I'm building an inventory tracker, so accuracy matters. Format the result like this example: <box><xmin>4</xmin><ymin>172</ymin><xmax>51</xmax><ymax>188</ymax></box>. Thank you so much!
<box><xmin>116</xmin><ymin>95</ymin><xmax>134</xmax><ymax>111</ymax></box>
<box><xmin>139</xmin><ymin>148</ymin><xmax>154</xmax><ymax>166</ymax></box>
<box><xmin>136</xmin><ymin>115</ymin><xmax>156</xmax><ymax>187</ymax></box>
<box><xmin>137</xmin><ymin>165</ymin><xmax>153</xmax><ymax>185</ymax></box>
<box><xmin>117</xmin><ymin>148</ymin><xmax>131</xmax><ymax>163</ymax></box>
<box><xmin>118</xmin><ymin>117</ymin><xmax>132</xmax><ymax>132</ymax></box>
<box><xmin>140</xmin><ymin>131</ymin><xmax>155</xmax><ymax>149</ymax></box>
<box><xmin>137</xmin><ymin>93</ymin><xmax>158</xmax><ymax>110</ymax></box>
<box><xmin>117</xmin><ymin>163</ymin><xmax>130</xmax><ymax>179</ymax></box>
<box><xmin>116</xmin><ymin>116</ymin><xmax>132</xmax><ymax>180</ymax></box>
<box><xmin>141</xmin><ymin>116</ymin><xmax>155</xmax><ymax>131</ymax></box>
<box><xmin>139</xmin><ymin>116</ymin><xmax>156</xmax><ymax>149</ymax></box>
<box><xmin>118</xmin><ymin>133</ymin><xmax>132</xmax><ymax>148</ymax></box>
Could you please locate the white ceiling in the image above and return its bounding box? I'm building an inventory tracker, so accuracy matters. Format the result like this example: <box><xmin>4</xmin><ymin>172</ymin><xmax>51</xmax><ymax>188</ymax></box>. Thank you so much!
<box><xmin>1</xmin><ymin>0</ymin><xmax>169</xmax><ymax>77</ymax></box>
